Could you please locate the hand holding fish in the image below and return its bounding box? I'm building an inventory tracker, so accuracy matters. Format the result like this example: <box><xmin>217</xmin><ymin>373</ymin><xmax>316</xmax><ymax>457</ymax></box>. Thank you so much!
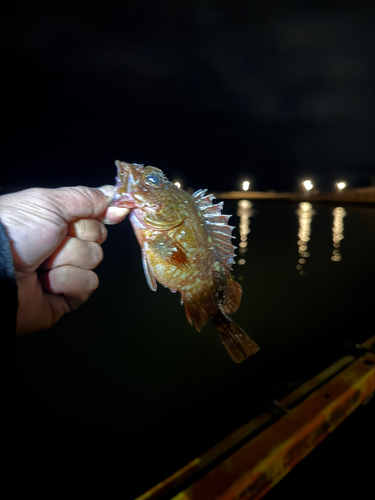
<box><xmin>0</xmin><ymin>185</ymin><xmax>128</xmax><ymax>334</ymax></box>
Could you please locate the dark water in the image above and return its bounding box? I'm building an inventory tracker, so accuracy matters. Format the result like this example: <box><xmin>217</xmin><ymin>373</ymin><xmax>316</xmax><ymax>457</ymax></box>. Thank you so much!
<box><xmin>2</xmin><ymin>200</ymin><xmax>375</xmax><ymax>496</ymax></box>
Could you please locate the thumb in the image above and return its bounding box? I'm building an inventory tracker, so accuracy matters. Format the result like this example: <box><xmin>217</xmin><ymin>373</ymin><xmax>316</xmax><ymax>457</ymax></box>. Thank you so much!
<box><xmin>50</xmin><ymin>186</ymin><xmax>112</xmax><ymax>222</ymax></box>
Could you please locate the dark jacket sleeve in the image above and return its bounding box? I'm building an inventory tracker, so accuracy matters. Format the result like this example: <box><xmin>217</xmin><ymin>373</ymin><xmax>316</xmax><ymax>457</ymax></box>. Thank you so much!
<box><xmin>0</xmin><ymin>221</ymin><xmax>18</xmax><ymax>357</ymax></box>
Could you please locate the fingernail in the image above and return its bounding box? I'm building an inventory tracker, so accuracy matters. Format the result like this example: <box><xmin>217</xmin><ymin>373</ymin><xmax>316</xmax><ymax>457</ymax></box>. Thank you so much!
<box><xmin>102</xmin><ymin>218</ymin><xmax>116</xmax><ymax>225</ymax></box>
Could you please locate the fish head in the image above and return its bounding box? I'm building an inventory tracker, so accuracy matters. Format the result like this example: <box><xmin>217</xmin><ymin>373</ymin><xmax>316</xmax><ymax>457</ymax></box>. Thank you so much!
<box><xmin>113</xmin><ymin>160</ymin><xmax>166</xmax><ymax>209</ymax></box>
<box><xmin>113</xmin><ymin>160</ymin><xmax>189</xmax><ymax>230</ymax></box>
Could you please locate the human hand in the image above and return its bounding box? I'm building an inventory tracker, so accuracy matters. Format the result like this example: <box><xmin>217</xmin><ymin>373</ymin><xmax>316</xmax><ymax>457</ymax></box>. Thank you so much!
<box><xmin>0</xmin><ymin>186</ymin><xmax>128</xmax><ymax>334</ymax></box>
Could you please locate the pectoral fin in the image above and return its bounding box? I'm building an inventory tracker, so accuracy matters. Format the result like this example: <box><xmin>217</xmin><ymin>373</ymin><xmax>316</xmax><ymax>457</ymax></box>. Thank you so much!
<box><xmin>142</xmin><ymin>247</ymin><xmax>157</xmax><ymax>291</ymax></box>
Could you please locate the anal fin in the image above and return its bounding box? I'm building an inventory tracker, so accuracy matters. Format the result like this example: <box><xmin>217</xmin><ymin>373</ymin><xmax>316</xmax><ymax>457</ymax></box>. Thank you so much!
<box><xmin>184</xmin><ymin>296</ymin><xmax>209</xmax><ymax>332</ymax></box>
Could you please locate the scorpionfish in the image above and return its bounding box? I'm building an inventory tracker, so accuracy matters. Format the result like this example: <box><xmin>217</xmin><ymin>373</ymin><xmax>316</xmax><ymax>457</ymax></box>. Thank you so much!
<box><xmin>113</xmin><ymin>160</ymin><xmax>259</xmax><ymax>363</ymax></box>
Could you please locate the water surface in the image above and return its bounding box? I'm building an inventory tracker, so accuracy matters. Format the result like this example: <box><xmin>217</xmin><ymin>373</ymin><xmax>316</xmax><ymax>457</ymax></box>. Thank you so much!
<box><xmin>3</xmin><ymin>200</ymin><xmax>374</xmax><ymax>497</ymax></box>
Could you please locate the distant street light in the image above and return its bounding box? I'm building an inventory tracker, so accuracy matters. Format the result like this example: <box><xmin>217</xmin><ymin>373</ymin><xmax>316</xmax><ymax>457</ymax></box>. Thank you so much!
<box><xmin>174</xmin><ymin>181</ymin><xmax>181</xmax><ymax>188</ymax></box>
<box><xmin>302</xmin><ymin>180</ymin><xmax>313</xmax><ymax>191</ymax></box>
<box><xmin>242</xmin><ymin>180</ymin><xmax>250</xmax><ymax>191</ymax></box>
<box><xmin>336</xmin><ymin>181</ymin><xmax>347</xmax><ymax>191</ymax></box>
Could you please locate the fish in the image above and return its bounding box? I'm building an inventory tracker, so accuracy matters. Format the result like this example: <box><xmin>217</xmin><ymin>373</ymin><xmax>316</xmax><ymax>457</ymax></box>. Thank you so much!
<box><xmin>112</xmin><ymin>160</ymin><xmax>259</xmax><ymax>363</ymax></box>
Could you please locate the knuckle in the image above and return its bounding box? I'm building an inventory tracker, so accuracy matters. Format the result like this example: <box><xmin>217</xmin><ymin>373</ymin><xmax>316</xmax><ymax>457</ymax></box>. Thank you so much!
<box><xmin>74</xmin><ymin>219</ymin><xmax>107</xmax><ymax>244</ymax></box>
<box><xmin>76</xmin><ymin>218</ymin><xmax>93</xmax><ymax>240</ymax></box>
<box><xmin>78</xmin><ymin>218</ymin><xmax>90</xmax><ymax>239</ymax></box>
<box><xmin>58</xmin><ymin>265</ymin><xmax>71</xmax><ymax>281</ymax></box>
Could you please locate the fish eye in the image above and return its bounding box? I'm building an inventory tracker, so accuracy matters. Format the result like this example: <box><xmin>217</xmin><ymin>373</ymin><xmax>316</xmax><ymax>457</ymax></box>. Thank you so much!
<box><xmin>144</xmin><ymin>168</ymin><xmax>164</xmax><ymax>188</ymax></box>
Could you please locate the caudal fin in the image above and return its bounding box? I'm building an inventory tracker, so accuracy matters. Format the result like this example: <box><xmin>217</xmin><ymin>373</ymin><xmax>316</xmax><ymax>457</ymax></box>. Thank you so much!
<box><xmin>212</xmin><ymin>309</ymin><xmax>259</xmax><ymax>363</ymax></box>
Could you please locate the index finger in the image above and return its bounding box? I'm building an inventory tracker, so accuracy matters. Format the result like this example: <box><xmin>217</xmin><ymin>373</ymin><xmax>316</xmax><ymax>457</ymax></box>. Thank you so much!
<box><xmin>68</xmin><ymin>217</ymin><xmax>108</xmax><ymax>244</ymax></box>
<box><xmin>97</xmin><ymin>185</ymin><xmax>129</xmax><ymax>225</ymax></box>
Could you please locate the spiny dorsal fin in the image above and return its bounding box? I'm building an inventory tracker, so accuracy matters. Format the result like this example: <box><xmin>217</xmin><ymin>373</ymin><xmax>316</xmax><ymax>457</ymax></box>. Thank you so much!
<box><xmin>192</xmin><ymin>189</ymin><xmax>237</xmax><ymax>271</ymax></box>
<box><xmin>192</xmin><ymin>188</ymin><xmax>207</xmax><ymax>199</ymax></box>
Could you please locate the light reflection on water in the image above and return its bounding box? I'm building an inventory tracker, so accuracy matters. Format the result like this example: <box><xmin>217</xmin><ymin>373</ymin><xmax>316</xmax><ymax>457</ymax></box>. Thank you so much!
<box><xmin>296</xmin><ymin>202</ymin><xmax>315</xmax><ymax>275</ymax></box>
<box><xmin>236</xmin><ymin>200</ymin><xmax>254</xmax><ymax>270</ymax></box>
<box><xmin>331</xmin><ymin>207</ymin><xmax>346</xmax><ymax>262</ymax></box>
<box><xmin>235</xmin><ymin>201</ymin><xmax>348</xmax><ymax>274</ymax></box>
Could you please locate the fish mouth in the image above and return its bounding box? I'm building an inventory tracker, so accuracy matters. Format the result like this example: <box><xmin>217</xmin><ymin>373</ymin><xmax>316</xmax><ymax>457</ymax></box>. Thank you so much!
<box><xmin>113</xmin><ymin>160</ymin><xmax>159</xmax><ymax>213</ymax></box>
<box><xmin>115</xmin><ymin>160</ymin><xmax>140</xmax><ymax>190</ymax></box>
<box><xmin>112</xmin><ymin>160</ymin><xmax>141</xmax><ymax>208</ymax></box>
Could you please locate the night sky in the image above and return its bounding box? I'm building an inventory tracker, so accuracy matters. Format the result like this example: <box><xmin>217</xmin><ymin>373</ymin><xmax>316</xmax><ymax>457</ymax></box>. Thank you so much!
<box><xmin>1</xmin><ymin>1</ymin><xmax>374</xmax><ymax>193</ymax></box>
